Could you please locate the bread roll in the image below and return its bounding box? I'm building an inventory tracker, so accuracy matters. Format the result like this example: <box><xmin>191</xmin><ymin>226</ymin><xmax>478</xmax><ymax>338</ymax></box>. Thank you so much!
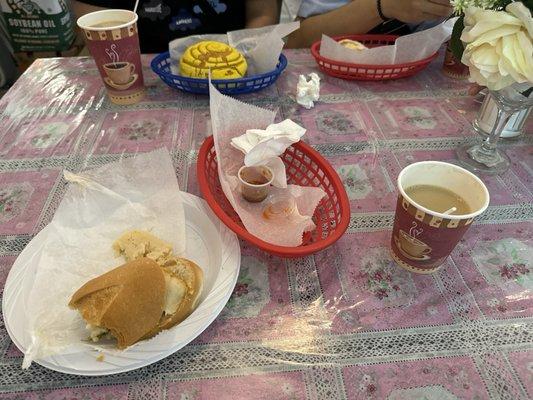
<box><xmin>69</xmin><ymin>257</ymin><xmax>204</xmax><ymax>349</ymax></box>
<box><xmin>338</xmin><ymin>39</ymin><xmax>368</xmax><ymax>51</ymax></box>
<box><xmin>160</xmin><ymin>258</ymin><xmax>203</xmax><ymax>330</ymax></box>
<box><xmin>69</xmin><ymin>258</ymin><xmax>166</xmax><ymax>349</ymax></box>
<box><xmin>179</xmin><ymin>41</ymin><xmax>247</xmax><ymax>79</ymax></box>
<box><xmin>71</xmin><ymin>229</ymin><xmax>205</xmax><ymax>349</ymax></box>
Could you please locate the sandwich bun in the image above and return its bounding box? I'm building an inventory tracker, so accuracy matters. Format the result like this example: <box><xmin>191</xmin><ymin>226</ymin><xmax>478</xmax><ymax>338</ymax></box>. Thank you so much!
<box><xmin>70</xmin><ymin>230</ymin><xmax>205</xmax><ymax>349</ymax></box>
<box><xmin>338</xmin><ymin>39</ymin><xmax>368</xmax><ymax>51</ymax></box>
<box><xmin>159</xmin><ymin>258</ymin><xmax>204</xmax><ymax>330</ymax></box>
<box><xmin>69</xmin><ymin>258</ymin><xmax>166</xmax><ymax>349</ymax></box>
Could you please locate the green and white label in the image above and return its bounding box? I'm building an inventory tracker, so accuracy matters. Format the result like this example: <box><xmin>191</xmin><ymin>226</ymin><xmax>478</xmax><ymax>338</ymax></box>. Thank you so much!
<box><xmin>1</xmin><ymin>0</ymin><xmax>75</xmax><ymax>52</ymax></box>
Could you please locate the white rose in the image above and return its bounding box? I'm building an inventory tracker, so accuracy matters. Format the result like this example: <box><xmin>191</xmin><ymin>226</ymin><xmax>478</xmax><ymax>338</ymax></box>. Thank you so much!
<box><xmin>460</xmin><ymin>2</ymin><xmax>533</xmax><ymax>90</ymax></box>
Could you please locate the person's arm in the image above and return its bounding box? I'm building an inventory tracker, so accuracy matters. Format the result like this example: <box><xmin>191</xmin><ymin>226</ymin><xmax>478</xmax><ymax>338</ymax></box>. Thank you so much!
<box><xmin>246</xmin><ymin>0</ymin><xmax>279</xmax><ymax>28</ymax></box>
<box><xmin>286</xmin><ymin>0</ymin><xmax>382</xmax><ymax>48</ymax></box>
<box><xmin>70</xmin><ymin>0</ymin><xmax>109</xmax><ymax>18</ymax></box>
<box><xmin>71</xmin><ymin>0</ymin><xmax>113</xmax><ymax>55</ymax></box>
<box><xmin>287</xmin><ymin>0</ymin><xmax>453</xmax><ymax>48</ymax></box>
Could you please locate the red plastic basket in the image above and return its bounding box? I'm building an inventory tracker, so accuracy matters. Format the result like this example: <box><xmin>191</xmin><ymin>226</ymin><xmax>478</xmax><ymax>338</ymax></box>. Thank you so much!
<box><xmin>197</xmin><ymin>136</ymin><xmax>350</xmax><ymax>258</ymax></box>
<box><xmin>311</xmin><ymin>34</ymin><xmax>438</xmax><ymax>80</ymax></box>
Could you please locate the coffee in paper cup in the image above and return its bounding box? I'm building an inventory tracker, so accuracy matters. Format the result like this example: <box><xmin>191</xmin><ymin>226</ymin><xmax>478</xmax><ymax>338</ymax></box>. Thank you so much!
<box><xmin>391</xmin><ymin>161</ymin><xmax>489</xmax><ymax>274</ymax></box>
<box><xmin>77</xmin><ymin>10</ymin><xmax>144</xmax><ymax>105</ymax></box>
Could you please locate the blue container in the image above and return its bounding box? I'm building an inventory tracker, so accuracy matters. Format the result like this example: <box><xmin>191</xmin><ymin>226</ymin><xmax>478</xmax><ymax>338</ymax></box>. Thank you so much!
<box><xmin>151</xmin><ymin>52</ymin><xmax>287</xmax><ymax>95</ymax></box>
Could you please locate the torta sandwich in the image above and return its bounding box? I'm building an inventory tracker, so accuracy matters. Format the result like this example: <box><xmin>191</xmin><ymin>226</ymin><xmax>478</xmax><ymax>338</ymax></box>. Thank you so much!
<box><xmin>69</xmin><ymin>231</ymin><xmax>203</xmax><ymax>349</ymax></box>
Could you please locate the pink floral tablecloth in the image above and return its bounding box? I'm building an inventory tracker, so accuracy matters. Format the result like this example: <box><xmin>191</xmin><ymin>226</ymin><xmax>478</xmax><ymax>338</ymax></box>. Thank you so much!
<box><xmin>0</xmin><ymin>50</ymin><xmax>532</xmax><ymax>399</ymax></box>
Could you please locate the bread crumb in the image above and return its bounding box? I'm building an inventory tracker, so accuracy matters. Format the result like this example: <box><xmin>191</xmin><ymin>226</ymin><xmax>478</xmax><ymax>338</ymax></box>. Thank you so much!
<box><xmin>457</xmin><ymin>109</ymin><xmax>466</xmax><ymax>114</ymax></box>
<box><xmin>96</xmin><ymin>353</ymin><xmax>105</xmax><ymax>362</ymax></box>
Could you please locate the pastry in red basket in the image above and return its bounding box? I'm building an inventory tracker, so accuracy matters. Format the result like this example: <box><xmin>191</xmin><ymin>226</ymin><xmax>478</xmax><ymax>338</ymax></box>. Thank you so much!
<box><xmin>338</xmin><ymin>39</ymin><xmax>368</xmax><ymax>51</ymax></box>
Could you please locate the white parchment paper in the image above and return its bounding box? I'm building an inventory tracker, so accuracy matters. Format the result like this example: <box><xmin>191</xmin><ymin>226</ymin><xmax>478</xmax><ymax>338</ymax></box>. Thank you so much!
<box><xmin>320</xmin><ymin>18</ymin><xmax>457</xmax><ymax>65</ymax></box>
<box><xmin>209</xmin><ymin>82</ymin><xmax>326</xmax><ymax>247</ymax></box>
<box><xmin>22</xmin><ymin>149</ymin><xmax>186</xmax><ymax>368</ymax></box>
<box><xmin>169</xmin><ymin>22</ymin><xmax>299</xmax><ymax>75</ymax></box>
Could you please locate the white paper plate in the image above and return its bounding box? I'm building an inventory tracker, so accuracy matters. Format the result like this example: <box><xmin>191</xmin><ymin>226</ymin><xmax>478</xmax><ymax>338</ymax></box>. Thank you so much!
<box><xmin>2</xmin><ymin>192</ymin><xmax>240</xmax><ymax>376</ymax></box>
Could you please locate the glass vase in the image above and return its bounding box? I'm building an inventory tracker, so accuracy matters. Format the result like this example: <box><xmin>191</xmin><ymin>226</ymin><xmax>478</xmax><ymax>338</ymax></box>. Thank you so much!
<box><xmin>474</xmin><ymin>91</ymin><xmax>531</xmax><ymax>139</ymax></box>
<box><xmin>457</xmin><ymin>85</ymin><xmax>533</xmax><ymax>175</ymax></box>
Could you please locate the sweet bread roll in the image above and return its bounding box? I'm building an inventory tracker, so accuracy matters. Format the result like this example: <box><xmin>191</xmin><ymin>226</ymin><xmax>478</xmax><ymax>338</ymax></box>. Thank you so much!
<box><xmin>338</xmin><ymin>39</ymin><xmax>368</xmax><ymax>51</ymax></box>
<box><xmin>142</xmin><ymin>257</ymin><xmax>204</xmax><ymax>339</ymax></box>
<box><xmin>180</xmin><ymin>41</ymin><xmax>247</xmax><ymax>79</ymax></box>
<box><xmin>69</xmin><ymin>258</ymin><xmax>166</xmax><ymax>349</ymax></box>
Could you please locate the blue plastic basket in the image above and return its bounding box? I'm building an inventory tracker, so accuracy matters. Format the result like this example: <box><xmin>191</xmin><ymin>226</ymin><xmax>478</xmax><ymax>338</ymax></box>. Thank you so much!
<box><xmin>151</xmin><ymin>52</ymin><xmax>288</xmax><ymax>95</ymax></box>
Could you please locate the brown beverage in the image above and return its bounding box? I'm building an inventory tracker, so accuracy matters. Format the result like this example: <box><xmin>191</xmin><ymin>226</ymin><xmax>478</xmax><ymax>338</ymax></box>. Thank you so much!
<box><xmin>90</xmin><ymin>20</ymin><xmax>128</xmax><ymax>28</ymax></box>
<box><xmin>248</xmin><ymin>179</ymin><xmax>269</xmax><ymax>185</ymax></box>
<box><xmin>105</xmin><ymin>62</ymin><xmax>127</xmax><ymax>69</ymax></box>
<box><xmin>405</xmin><ymin>185</ymin><xmax>471</xmax><ymax>215</ymax></box>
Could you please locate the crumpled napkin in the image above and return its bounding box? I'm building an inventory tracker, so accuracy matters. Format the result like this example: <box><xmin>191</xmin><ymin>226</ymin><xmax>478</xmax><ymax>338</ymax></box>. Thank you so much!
<box><xmin>320</xmin><ymin>18</ymin><xmax>457</xmax><ymax>65</ymax></box>
<box><xmin>169</xmin><ymin>22</ymin><xmax>299</xmax><ymax>76</ymax></box>
<box><xmin>297</xmin><ymin>73</ymin><xmax>320</xmax><ymax>109</ymax></box>
<box><xmin>230</xmin><ymin>119</ymin><xmax>306</xmax><ymax>188</ymax></box>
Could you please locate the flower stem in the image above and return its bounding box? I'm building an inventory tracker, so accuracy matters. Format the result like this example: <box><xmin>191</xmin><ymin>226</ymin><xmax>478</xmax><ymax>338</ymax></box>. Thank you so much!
<box><xmin>480</xmin><ymin>106</ymin><xmax>512</xmax><ymax>154</ymax></box>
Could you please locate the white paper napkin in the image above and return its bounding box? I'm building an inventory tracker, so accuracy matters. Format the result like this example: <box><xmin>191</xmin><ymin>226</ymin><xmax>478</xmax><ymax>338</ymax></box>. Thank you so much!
<box><xmin>296</xmin><ymin>73</ymin><xmax>320</xmax><ymax>109</ymax></box>
<box><xmin>230</xmin><ymin>119</ymin><xmax>306</xmax><ymax>188</ymax></box>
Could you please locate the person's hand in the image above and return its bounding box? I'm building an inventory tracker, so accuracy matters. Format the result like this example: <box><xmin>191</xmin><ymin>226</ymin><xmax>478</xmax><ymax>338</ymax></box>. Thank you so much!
<box><xmin>381</xmin><ymin>0</ymin><xmax>453</xmax><ymax>23</ymax></box>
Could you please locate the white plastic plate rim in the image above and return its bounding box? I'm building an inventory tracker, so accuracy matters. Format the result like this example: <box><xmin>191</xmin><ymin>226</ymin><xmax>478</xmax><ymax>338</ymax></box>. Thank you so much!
<box><xmin>2</xmin><ymin>192</ymin><xmax>240</xmax><ymax>376</ymax></box>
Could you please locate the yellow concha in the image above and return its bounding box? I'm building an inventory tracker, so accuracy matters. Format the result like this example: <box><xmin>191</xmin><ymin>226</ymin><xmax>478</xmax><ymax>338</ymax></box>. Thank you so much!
<box><xmin>179</xmin><ymin>41</ymin><xmax>247</xmax><ymax>79</ymax></box>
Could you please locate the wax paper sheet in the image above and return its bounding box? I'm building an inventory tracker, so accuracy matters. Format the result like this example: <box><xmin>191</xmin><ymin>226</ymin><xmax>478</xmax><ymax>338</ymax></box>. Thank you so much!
<box><xmin>21</xmin><ymin>149</ymin><xmax>186</xmax><ymax>368</ymax></box>
<box><xmin>320</xmin><ymin>18</ymin><xmax>457</xmax><ymax>64</ymax></box>
<box><xmin>209</xmin><ymin>82</ymin><xmax>326</xmax><ymax>247</ymax></box>
<box><xmin>169</xmin><ymin>22</ymin><xmax>299</xmax><ymax>75</ymax></box>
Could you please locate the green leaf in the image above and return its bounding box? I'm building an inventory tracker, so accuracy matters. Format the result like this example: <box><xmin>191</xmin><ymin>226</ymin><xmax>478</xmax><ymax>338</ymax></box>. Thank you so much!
<box><xmin>450</xmin><ymin>16</ymin><xmax>465</xmax><ymax>62</ymax></box>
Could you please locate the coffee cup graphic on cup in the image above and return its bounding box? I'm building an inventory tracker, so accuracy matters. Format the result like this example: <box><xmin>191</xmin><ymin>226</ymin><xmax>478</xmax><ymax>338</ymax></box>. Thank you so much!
<box><xmin>77</xmin><ymin>10</ymin><xmax>144</xmax><ymax>104</ymax></box>
<box><xmin>101</xmin><ymin>45</ymin><xmax>139</xmax><ymax>90</ymax></box>
<box><xmin>396</xmin><ymin>228</ymin><xmax>432</xmax><ymax>260</ymax></box>
<box><xmin>103</xmin><ymin>62</ymin><xmax>135</xmax><ymax>85</ymax></box>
